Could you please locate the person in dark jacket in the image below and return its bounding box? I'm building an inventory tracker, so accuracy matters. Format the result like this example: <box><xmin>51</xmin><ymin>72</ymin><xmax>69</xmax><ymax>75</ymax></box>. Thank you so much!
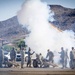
<box><xmin>0</xmin><ymin>47</ymin><xmax>4</xmax><ymax>68</ymax></box>
<box><xmin>26</xmin><ymin>47</ymin><xmax>35</xmax><ymax>67</ymax></box>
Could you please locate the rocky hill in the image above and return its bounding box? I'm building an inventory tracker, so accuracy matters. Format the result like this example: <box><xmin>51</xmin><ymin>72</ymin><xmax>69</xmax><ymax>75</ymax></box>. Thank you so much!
<box><xmin>0</xmin><ymin>5</ymin><xmax>75</xmax><ymax>42</ymax></box>
<box><xmin>0</xmin><ymin>16</ymin><xmax>29</xmax><ymax>42</ymax></box>
<box><xmin>50</xmin><ymin>5</ymin><xmax>75</xmax><ymax>31</ymax></box>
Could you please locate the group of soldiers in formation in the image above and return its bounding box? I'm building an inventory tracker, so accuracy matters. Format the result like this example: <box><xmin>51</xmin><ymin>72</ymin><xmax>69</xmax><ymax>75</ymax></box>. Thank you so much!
<box><xmin>0</xmin><ymin>46</ymin><xmax>75</xmax><ymax>69</ymax></box>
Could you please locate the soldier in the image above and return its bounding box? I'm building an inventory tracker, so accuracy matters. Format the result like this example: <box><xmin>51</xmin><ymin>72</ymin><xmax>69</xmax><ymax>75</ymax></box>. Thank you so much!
<box><xmin>20</xmin><ymin>47</ymin><xmax>25</xmax><ymax>68</ymax></box>
<box><xmin>46</xmin><ymin>49</ymin><xmax>54</xmax><ymax>63</ymax></box>
<box><xmin>39</xmin><ymin>53</ymin><xmax>43</xmax><ymax>67</ymax></box>
<box><xmin>64</xmin><ymin>49</ymin><xmax>68</xmax><ymax>68</ymax></box>
<box><xmin>10</xmin><ymin>48</ymin><xmax>16</xmax><ymax>62</ymax></box>
<box><xmin>0</xmin><ymin>47</ymin><xmax>4</xmax><ymax>68</ymax></box>
<box><xmin>71</xmin><ymin>47</ymin><xmax>75</xmax><ymax>69</ymax></box>
<box><xmin>26</xmin><ymin>47</ymin><xmax>35</xmax><ymax>67</ymax></box>
<box><xmin>70</xmin><ymin>47</ymin><xmax>74</xmax><ymax>69</ymax></box>
<box><xmin>36</xmin><ymin>53</ymin><xmax>43</xmax><ymax>67</ymax></box>
<box><xmin>58</xmin><ymin>47</ymin><xmax>65</xmax><ymax>69</ymax></box>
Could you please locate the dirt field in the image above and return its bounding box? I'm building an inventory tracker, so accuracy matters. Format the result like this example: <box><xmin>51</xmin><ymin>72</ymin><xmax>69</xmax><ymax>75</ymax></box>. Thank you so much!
<box><xmin>0</xmin><ymin>67</ymin><xmax>75</xmax><ymax>75</ymax></box>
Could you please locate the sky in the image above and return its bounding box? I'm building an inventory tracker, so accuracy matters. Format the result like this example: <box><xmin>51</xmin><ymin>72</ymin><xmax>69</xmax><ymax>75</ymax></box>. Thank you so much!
<box><xmin>0</xmin><ymin>0</ymin><xmax>75</xmax><ymax>21</ymax></box>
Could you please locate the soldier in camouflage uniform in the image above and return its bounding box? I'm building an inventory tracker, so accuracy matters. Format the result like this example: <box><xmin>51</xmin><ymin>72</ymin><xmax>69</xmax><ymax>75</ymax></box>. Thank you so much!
<box><xmin>0</xmin><ymin>47</ymin><xmax>4</xmax><ymax>68</ymax></box>
<box><xmin>46</xmin><ymin>49</ymin><xmax>54</xmax><ymax>63</ymax></box>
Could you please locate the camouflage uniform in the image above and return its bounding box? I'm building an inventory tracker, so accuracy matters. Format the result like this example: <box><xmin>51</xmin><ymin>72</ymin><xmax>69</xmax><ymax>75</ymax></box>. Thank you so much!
<box><xmin>0</xmin><ymin>47</ymin><xmax>4</xmax><ymax>68</ymax></box>
<box><xmin>10</xmin><ymin>48</ymin><xmax>16</xmax><ymax>62</ymax></box>
<box><xmin>26</xmin><ymin>47</ymin><xmax>34</xmax><ymax>67</ymax></box>
<box><xmin>20</xmin><ymin>48</ymin><xmax>25</xmax><ymax>68</ymax></box>
<box><xmin>59</xmin><ymin>47</ymin><xmax>65</xmax><ymax>68</ymax></box>
<box><xmin>46</xmin><ymin>50</ymin><xmax>54</xmax><ymax>63</ymax></box>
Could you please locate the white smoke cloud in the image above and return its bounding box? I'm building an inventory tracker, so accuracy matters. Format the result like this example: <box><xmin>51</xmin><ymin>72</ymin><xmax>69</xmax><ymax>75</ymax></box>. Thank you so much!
<box><xmin>17</xmin><ymin>0</ymin><xmax>75</xmax><ymax>57</ymax></box>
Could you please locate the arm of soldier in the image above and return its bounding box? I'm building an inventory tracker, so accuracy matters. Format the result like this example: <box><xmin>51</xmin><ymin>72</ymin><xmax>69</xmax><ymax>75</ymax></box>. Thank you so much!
<box><xmin>25</xmin><ymin>52</ymin><xmax>28</xmax><ymax>54</ymax></box>
<box><xmin>58</xmin><ymin>52</ymin><xmax>61</xmax><ymax>54</ymax></box>
<box><xmin>30</xmin><ymin>51</ymin><xmax>35</xmax><ymax>55</ymax></box>
<box><xmin>52</xmin><ymin>52</ymin><xmax>54</xmax><ymax>57</ymax></box>
<box><xmin>46</xmin><ymin>53</ymin><xmax>48</xmax><ymax>58</ymax></box>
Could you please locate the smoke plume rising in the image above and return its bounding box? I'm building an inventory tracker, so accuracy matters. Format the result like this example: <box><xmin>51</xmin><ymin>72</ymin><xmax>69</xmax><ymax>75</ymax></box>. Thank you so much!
<box><xmin>17</xmin><ymin>0</ymin><xmax>75</xmax><ymax>57</ymax></box>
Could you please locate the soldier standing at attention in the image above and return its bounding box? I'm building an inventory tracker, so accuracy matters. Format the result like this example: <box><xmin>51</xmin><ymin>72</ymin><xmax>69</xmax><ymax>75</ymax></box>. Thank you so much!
<box><xmin>20</xmin><ymin>47</ymin><xmax>25</xmax><ymax>68</ymax></box>
<box><xmin>58</xmin><ymin>47</ymin><xmax>65</xmax><ymax>69</ymax></box>
<box><xmin>10</xmin><ymin>47</ymin><xmax>16</xmax><ymax>63</ymax></box>
<box><xmin>0</xmin><ymin>47</ymin><xmax>4</xmax><ymax>68</ymax></box>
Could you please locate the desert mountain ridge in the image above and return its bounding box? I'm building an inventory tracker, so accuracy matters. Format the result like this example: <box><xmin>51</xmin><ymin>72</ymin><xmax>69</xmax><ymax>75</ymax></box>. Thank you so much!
<box><xmin>0</xmin><ymin>5</ymin><xmax>75</xmax><ymax>42</ymax></box>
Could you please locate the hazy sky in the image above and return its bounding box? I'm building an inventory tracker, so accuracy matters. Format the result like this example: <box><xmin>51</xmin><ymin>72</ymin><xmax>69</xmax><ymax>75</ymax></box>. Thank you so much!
<box><xmin>0</xmin><ymin>0</ymin><xmax>75</xmax><ymax>21</ymax></box>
